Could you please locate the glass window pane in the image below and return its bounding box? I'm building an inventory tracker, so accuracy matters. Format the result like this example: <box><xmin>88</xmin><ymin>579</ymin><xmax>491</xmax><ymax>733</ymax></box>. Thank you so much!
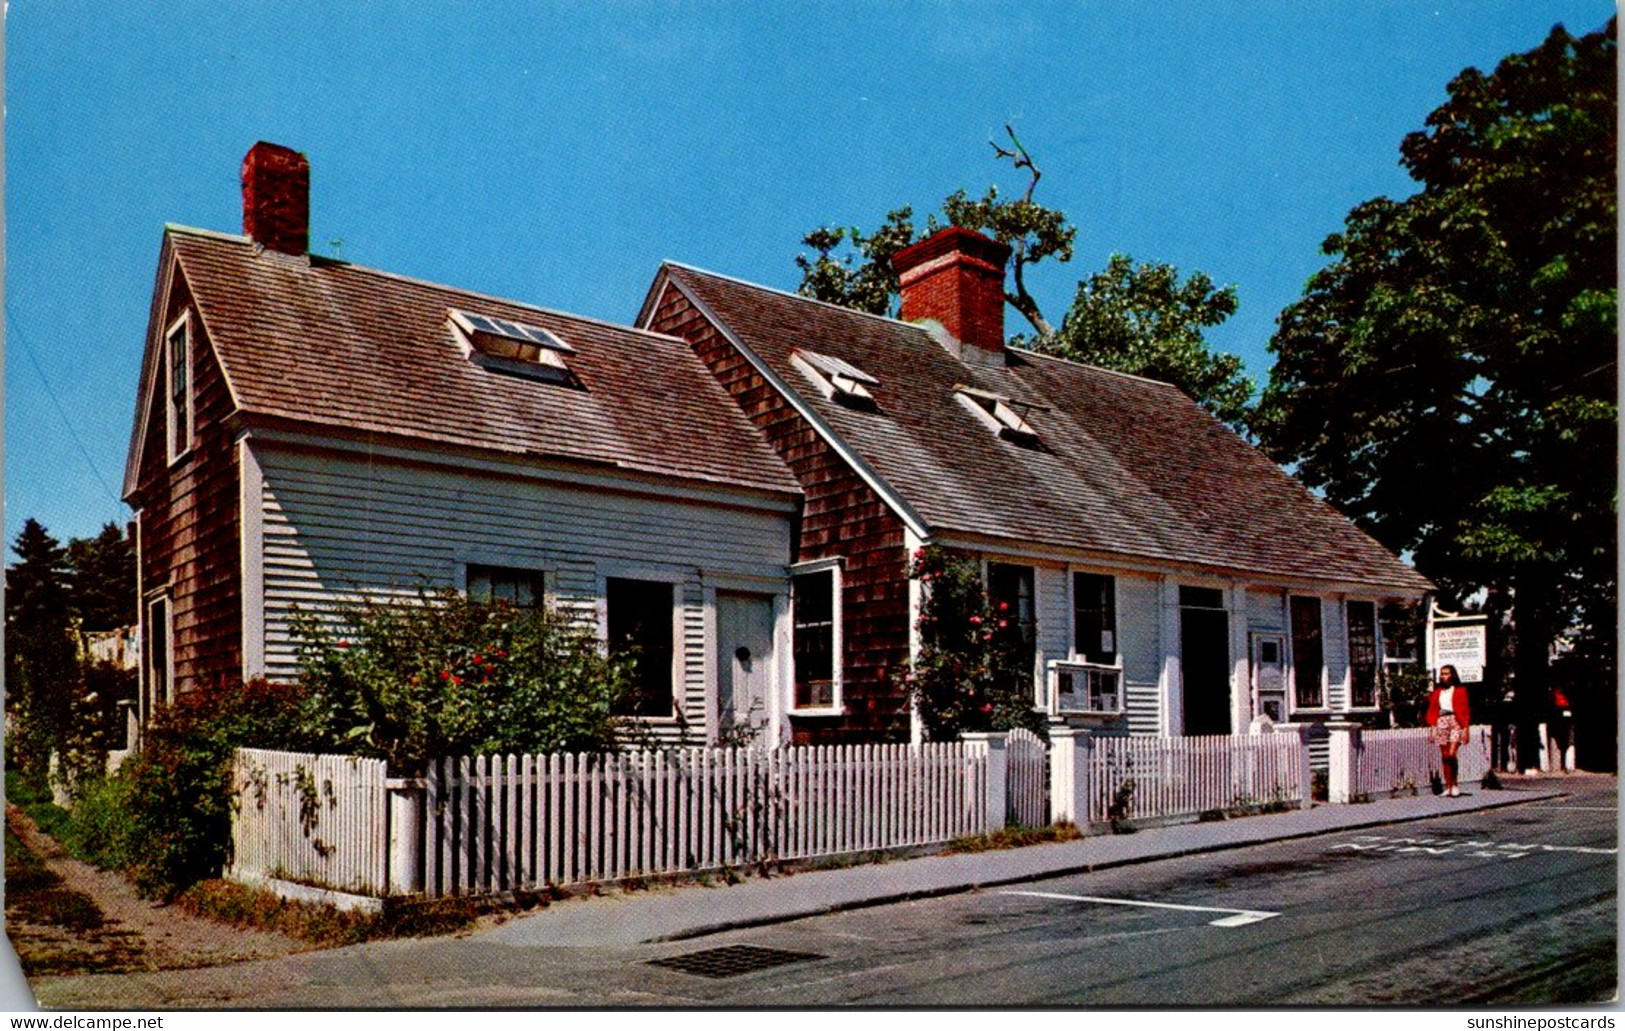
<box><xmin>1073</xmin><ymin>572</ymin><xmax>1117</xmax><ymax>665</ymax></box>
<box><xmin>794</xmin><ymin>569</ymin><xmax>835</xmax><ymax>707</ymax></box>
<box><xmin>1347</xmin><ymin>600</ymin><xmax>1378</xmax><ymax>707</ymax></box>
<box><xmin>1290</xmin><ymin>596</ymin><xmax>1324</xmax><ymax>708</ymax></box>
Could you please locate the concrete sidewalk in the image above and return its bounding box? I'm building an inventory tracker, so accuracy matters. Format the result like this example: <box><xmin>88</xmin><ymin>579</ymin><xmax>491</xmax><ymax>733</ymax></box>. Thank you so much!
<box><xmin>478</xmin><ymin>783</ymin><xmax>1568</xmax><ymax>948</ymax></box>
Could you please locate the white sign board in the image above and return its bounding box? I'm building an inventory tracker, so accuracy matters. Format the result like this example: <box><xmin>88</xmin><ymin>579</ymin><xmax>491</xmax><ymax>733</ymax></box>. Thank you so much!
<box><xmin>1433</xmin><ymin>624</ymin><xmax>1486</xmax><ymax>682</ymax></box>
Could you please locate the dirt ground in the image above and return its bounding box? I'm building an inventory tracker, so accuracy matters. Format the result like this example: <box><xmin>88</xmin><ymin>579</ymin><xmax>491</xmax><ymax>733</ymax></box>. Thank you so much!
<box><xmin>5</xmin><ymin>804</ymin><xmax>307</xmax><ymax>983</ymax></box>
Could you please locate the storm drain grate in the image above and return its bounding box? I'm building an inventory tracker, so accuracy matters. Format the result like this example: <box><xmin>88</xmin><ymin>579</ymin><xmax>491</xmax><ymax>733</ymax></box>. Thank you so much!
<box><xmin>648</xmin><ymin>944</ymin><xmax>826</xmax><ymax>979</ymax></box>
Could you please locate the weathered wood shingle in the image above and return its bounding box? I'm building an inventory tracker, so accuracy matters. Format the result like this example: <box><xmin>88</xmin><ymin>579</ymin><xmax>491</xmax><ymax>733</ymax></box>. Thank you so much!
<box><xmin>651</xmin><ymin>263</ymin><xmax>1430</xmax><ymax>593</ymax></box>
<box><xmin>166</xmin><ymin>228</ymin><xmax>799</xmax><ymax>499</ymax></box>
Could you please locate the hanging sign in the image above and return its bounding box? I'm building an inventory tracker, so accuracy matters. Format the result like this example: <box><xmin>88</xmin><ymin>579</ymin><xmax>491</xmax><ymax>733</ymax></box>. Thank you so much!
<box><xmin>1432</xmin><ymin>623</ymin><xmax>1486</xmax><ymax>683</ymax></box>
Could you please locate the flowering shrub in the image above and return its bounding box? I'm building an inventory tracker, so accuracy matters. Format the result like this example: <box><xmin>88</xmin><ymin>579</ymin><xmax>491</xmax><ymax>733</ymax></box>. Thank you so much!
<box><xmin>108</xmin><ymin>678</ymin><xmax>322</xmax><ymax>898</ymax></box>
<box><xmin>899</xmin><ymin>547</ymin><xmax>1047</xmax><ymax>741</ymax></box>
<box><xmin>292</xmin><ymin>589</ymin><xmax>635</xmax><ymax>773</ymax></box>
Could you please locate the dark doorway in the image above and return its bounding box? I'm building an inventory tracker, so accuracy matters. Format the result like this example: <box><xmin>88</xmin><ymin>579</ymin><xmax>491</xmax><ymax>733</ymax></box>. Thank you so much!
<box><xmin>1180</xmin><ymin>586</ymin><xmax>1231</xmax><ymax>736</ymax></box>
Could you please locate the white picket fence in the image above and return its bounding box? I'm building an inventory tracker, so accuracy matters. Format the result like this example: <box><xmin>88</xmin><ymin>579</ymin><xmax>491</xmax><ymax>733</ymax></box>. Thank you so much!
<box><xmin>228</xmin><ymin>747</ymin><xmax>390</xmax><ymax>895</ymax></box>
<box><xmin>1351</xmin><ymin>725</ymin><xmax>1492</xmax><ymax>800</ymax></box>
<box><xmin>1006</xmin><ymin>727</ymin><xmax>1049</xmax><ymax>828</ymax></box>
<box><xmin>1085</xmin><ymin>733</ymin><xmax>1309</xmax><ymax>824</ymax></box>
<box><xmin>423</xmin><ymin>741</ymin><xmax>987</xmax><ymax>897</ymax></box>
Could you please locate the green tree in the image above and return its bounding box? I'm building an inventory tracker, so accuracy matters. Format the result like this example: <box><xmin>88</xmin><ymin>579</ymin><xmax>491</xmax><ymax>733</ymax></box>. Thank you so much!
<box><xmin>1047</xmin><ymin>254</ymin><xmax>1252</xmax><ymax>429</ymax></box>
<box><xmin>5</xmin><ymin>519</ymin><xmax>79</xmax><ymax>773</ymax></box>
<box><xmin>66</xmin><ymin>522</ymin><xmax>136</xmax><ymax>633</ymax></box>
<box><xmin>795</xmin><ymin>127</ymin><xmax>1250</xmax><ymax>423</ymax></box>
<box><xmin>1252</xmin><ymin>21</ymin><xmax>1617</xmax><ymax>763</ymax></box>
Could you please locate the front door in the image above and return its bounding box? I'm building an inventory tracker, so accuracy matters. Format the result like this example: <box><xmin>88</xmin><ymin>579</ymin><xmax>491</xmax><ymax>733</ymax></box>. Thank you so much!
<box><xmin>716</xmin><ymin>592</ymin><xmax>776</xmax><ymax>743</ymax></box>
<box><xmin>1251</xmin><ymin>632</ymin><xmax>1288</xmax><ymax>723</ymax></box>
<box><xmin>1179</xmin><ymin>586</ymin><xmax>1232</xmax><ymax>736</ymax></box>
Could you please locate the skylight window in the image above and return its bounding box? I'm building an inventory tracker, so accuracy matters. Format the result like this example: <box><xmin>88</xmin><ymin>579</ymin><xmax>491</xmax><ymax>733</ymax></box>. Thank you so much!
<box><xmin>793</xmin><ymin>349</ymin><xmax>880</xmax><ymax>411</ymax></box>
<box><xmin>449</xmin><ymin>308</ymin><xmax>578</xmax><ymax>384</ymax></box>
<box><xmin>956</xmin><ymin>385</ymin><xmax>1043</xmax><ymax>447</ymax></box>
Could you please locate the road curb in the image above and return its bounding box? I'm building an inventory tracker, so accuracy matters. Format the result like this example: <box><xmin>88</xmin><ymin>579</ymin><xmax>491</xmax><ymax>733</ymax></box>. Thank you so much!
<box><xmin>642</xmin><ymin>789</ymin><xmax>1569</xmax><ymax>944</ymax></box>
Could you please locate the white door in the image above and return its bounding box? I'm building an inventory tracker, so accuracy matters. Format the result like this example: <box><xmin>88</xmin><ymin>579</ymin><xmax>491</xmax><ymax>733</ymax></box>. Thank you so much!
<box><xmin>716</xmin><ymin>592</ymin><xmax>776</xmax><ymax>743</ymax></box>
<box><xmin>1252</xmin><ymin>632</ymin><xmax>1288</xmax><ymax>722</ymax></box>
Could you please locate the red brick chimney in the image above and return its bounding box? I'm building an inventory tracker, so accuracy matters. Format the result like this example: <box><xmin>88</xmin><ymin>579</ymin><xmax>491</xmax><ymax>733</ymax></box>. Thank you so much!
<box><xmin>891</xmin><ymin>227</ymin><xmax>1012</xmax><ymax>359</ymax></box>
<box><xmin>240</xmin><ymin>142</ymin><xmax>310</xmax><ymax>255</ymax></box>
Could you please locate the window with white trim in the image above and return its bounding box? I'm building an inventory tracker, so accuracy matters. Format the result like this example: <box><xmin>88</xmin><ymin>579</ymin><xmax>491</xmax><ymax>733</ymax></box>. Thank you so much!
<box><xmin>792</xmin><ymin>563</ymin><xmax>840</xmax><ymax>710</ymax></box>
<box><xmin>1072</xmin><ymin>572</ymin><xmax>1117</xmax><ymax>666</ymax></box>
<box><xmin>1346</xmin><ymin>600</ymin><xmax>1379</xmax><ymax>708</ymax></box>
<box><xmin>987</xmin><ymin>563</ymin><xmax>1036</xmax><ymax>669</ymax></box>
<box><xmin>607</xmin><ymin>578</ymin><xmax>675</xmax><ymax>718</ymax></box>
<box><xmin>466</xmin><ymin>564</ymin><xmax>544</xmax><ymax>609</ymax></box>
<box><xmin>146</xmin><ymin>595</ymin><xmax>173</xmax><ymax>708</ymax></box>
<box><xmin>955</xmin><ymin>386</ymin><xmax>1043</xmax><ymax>448</ymax></box>
<box><xmin>165</xmin><ymin>315</ymin><xmax>193</xmax><ymax>462</ymax></box>
<box><xmin>1052</xmin><ymin>570</ymin><xmax>1122</xmax><ymax>714</ymax></box>
<box><xmin>449</xmin><ymin>308</ymin><xmax>579</xmax><ymax>385</ymax></box>
<box><xmin>1290</xmin><ymin>595</ymin><xmax>1324</xmax><ymax>709</ymax></box>
<box><xmin>793</xmin><ymin>350</ymin><xmax>880</xmax><ymax>411</ymax></box>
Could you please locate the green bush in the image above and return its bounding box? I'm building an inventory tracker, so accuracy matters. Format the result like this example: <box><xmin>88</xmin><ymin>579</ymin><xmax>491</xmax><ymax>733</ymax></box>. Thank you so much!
<box><xmin>292</xmin><ymin>589</ymin><xmax>634</xmax><ymax>772</ymax></box>
<box><xmin>59</xmin><ymin>776</ymin><xmax>137</xmax><ymax>870</ymax></box>
<box><xmin>114</xmin><ymin>678</ymin><xmax>321</xmax><ymax>899</ymax></box>
<box><xmin>897</xmin><ymin>547</ymin><xmax>1047</xmax><ymax>741</ymax></box>
<box><xmin>51</xmin><ymin>591</ymin><xmax>634</xmax><ymax>899</ymax></box>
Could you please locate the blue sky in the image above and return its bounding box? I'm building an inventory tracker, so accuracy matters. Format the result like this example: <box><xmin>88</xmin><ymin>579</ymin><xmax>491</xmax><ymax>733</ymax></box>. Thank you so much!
<box><xmin>6</xmin><ymin>0</ymin><xmax>1613</xmax><ymax>547</ymax></box>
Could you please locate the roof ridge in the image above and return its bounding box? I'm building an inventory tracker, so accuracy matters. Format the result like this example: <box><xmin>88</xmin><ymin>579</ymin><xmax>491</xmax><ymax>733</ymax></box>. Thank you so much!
<box><xmin>1009</xmin><ymin>344</ymin><xmax>1191</xmax><ymax>391</ymax></box>
<box><xmin>166</xmin><ymin>224</ymin><xmax>691</xmax><ymax>346</ymax></box>
<box><xmin>662</xmin><ymin>260</ymin><xmax>935</xmax><ymax>334</ymax></box>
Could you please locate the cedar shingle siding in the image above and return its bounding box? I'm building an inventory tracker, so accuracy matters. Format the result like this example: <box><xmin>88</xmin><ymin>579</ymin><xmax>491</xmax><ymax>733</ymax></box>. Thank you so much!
<box><xmin>648</xmin><ymin>284</ymin><xmax>911</xmax><ymax>743</ymax></box>
<box><xmin>132</xmin><ymin>271</ymin><xmax>243</xmax><ymax>698</ymax></box>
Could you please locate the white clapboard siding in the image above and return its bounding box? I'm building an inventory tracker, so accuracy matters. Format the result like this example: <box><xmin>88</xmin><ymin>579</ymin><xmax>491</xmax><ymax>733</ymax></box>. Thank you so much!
<box><xmin>1006</xmin><ymin>728</ymin><xmax>1050</xmax><ymax>828</ymax></box>
<box><xmin>1116</xmin><ymin>576</ymin><xmax>1163</xmax><ymax>735</ymax></box>
<box><xmin>1246</xmin><ymin>588</ymin><xmax>1286</xmax><ymax>633</ymax></box>
<box><xmin>1035</xmin><ymin>566</ymin><xmax>1070</xmax><ymax>707</ymax></box>
<box><xmin>229</xmin><ymin>748</ymin><xmax>388</xmax><ymax>895</ymax></box>
<box><xmin>1323</xmin><ymin>599</ymin><xmax>1351</xmax><ymax>711</ymax></box>
<box><xmin>1353</xmin><ymin>725</ymin><xmax>1491</xmax><ymax>799</ymax></box>
<box><xmin>423</xmin><ymin>741</ymin><xmax>988</xmax><ymax>898</ymax></box>
<box><xmin>1086</xmin><ymin>733</ymin><xmax>1308</xmax><ymax>824</ymax></box>
<box><xmin>251</xmin><ymin>444</ymin><xmax>791</xmax><ymax>745</ymax></box>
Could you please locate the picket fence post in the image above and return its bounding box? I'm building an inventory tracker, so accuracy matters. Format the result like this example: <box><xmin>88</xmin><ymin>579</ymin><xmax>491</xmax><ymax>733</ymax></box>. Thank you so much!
<box><xmin>386</xmin><ymin>776</ymin><xmax>426</xmax><ymax>895</ymax></box>
<box><xmin>961</xmin><ymin>731</ymin><xmax>1008</xmax><ymax>834</ymax></box>
<box><xmin>1325</xmin><ymin>722</ymin><xmax>1361</xmax><ymax>805</ymax></box>
<box><xmin>1047</xmin><ymin>727</ymin><xmax>1093</xmax><ymax>828</ymax></box>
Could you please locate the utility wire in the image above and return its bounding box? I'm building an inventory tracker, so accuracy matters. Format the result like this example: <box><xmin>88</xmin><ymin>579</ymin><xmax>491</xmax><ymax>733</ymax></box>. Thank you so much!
<box><xmin>7</xmin><ymin>299</ymin><xmax>124</xmax><ymax>509</ymax></box>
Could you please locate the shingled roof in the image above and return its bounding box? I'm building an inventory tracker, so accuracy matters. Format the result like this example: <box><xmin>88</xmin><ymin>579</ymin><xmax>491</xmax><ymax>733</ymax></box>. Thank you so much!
<box><xmin>127</xmin><ymin>226</ymin><xmax>800</xmax><ymax>500</ymax></box>
<box><xmin>643</xmin><ymin>262</ymin><xmax>1432</xmax><ymax>594</ymax></box>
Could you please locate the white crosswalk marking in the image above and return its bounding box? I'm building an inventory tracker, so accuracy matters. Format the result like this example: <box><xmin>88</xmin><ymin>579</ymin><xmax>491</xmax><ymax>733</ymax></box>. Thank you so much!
<box><xmin>1000</xmin><ymin>890</ymin><xmax>1281</xmax><ymax>928</ymax></box>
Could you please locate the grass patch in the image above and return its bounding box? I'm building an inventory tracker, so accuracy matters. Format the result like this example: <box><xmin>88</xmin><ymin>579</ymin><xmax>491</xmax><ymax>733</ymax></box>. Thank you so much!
<box><xmin>6</xmin><ymin>769</ymin><xmax>75</xmax><ymax>846</ymax></box>
<box><xmin>947</xmin><ymin>822</ymin><xmax>1083</xmax><ymax>853</ymax></box>
<box><xmin>176</xmin><ymin>879</ymin><xmax>480</xmax><ymax>947</ymax></box>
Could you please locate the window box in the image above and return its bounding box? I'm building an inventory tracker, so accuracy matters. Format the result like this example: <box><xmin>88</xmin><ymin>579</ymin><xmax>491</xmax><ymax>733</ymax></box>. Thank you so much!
<box><xmin>1050</xmin><ymin>661</ymin><xmax>1124</xmax><ymax>715</ymax></box>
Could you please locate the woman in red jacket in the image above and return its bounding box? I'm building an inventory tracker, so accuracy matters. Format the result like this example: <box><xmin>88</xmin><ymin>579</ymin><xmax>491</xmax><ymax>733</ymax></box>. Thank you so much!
<box><xmin>1426</xmin><ymin>664</ymin><xmax>1472</xmax><ymax>796</ymax></box>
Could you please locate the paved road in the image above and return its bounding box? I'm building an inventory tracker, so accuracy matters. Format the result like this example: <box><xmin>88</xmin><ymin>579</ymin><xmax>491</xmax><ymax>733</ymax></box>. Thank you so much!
<box><xmin>665</xmin><ymin>782</ymin><xmax>1616</xmax><ymax>1006</ymax></box>
<box><xmin>33</xmin><ymin>780</ymin><xmax>1616</xmax><ymax>1008</ymax></box>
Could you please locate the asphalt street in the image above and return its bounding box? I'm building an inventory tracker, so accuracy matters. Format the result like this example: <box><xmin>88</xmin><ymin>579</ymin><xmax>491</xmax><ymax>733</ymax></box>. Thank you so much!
<box><xmin>664</xmin><ymin>783</ymin><xmax>1617</xmax><ymax>1006</ymax></box>
<box><xmin>32</xmin><ymin>779</ymin><xmax>1616</xmax><ymax>1008</ymax></box>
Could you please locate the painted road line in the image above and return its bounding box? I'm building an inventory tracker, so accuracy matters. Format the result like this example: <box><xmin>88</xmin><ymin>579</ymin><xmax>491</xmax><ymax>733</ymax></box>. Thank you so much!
<box><xmin>999</xmin><ymin>890</ymin><xmax>1280</xmax><ymax>928</ymax></box>
<box><xmin>1529</xmin><ymin>806</ymin><xmax>1618</xmax><ymax>812</ymax></box>
<box><xmin>1327</xmin><ymin>834</ymin><xmax>1617</xmax><ymax>860</ymax></box>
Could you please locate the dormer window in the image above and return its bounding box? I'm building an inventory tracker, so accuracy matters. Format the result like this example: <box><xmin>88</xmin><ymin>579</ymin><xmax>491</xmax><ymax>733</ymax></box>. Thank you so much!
<box><xmin>956</xmin><ymin>385</ymin><xmax>1042</xmax><ymax>447</ymax></box>
<box><xmin>792</xmin><ymin>349</ymin><xmax>880</xmax><ymax>411</ymax></box>
<box><xmin>449</xmin><ymin>308</ymin><xmax>578</xmax><ymax>384</ymax></box>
